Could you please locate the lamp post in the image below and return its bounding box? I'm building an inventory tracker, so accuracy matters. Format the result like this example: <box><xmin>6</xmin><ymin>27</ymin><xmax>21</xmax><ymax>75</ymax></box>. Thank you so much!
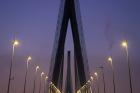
<box><xmin>121</xmin><ymin>40</ymin><xmax>133</xmax><ymax>93</ymax></box>
<box><xmin>94</xmin><ymin>72</ymin><xmax>99</xmax><ymax>93</ymax></box>
<box><xmin>7</xmin><ymin>40</ymin><xmax>19</xmax><ymax>93</ymax></box>
<box><xmin>39</xmin><ymin>72</ymin><xmax>44</xmax><ymax>93</ymax></box>
<box><xmin>87</xmin><ymin>80</ymin><xmax>91</xmax><ymax>93</ymax></box>
<box><xmin>23</xmin><ymin>56</ymin><xmax>32</xmax><ymax>93</ymax></box>
<box><xmin>97</xmin><ymin>66</ymin><xmax>106</xmax><ymax>93</ymax></box>
<box><xmin>32</xmin><ymin>66</ymin><xmax>40</xmax><ymax>93</ymax></box>
<box><xmin>90</xmin><ymin>76</ymin><xmax>94</xmax><ymax>82</ymax></box>
<box><xmin>44</xmin><ymin>76</ymin><xmax>48</xmax><ymax>93</ymax></box>
<box><xmin>90</xmin><ymin>76</ymin><xmax>94</xmax><ymax>93</ymax></box>
<box><xmin>107</xmin><ymin>56</ymin><xmax>116</xmax><ymax>93</ymax></box>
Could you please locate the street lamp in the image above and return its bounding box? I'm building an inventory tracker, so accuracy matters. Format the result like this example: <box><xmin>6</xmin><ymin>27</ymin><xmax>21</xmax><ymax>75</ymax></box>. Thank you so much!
<box><xmin>108</xmin><ymin>57</ymin><xmax>113</xmax><ymax>66</ymax></box>
<box><xmin>32</xmin><ymin>66</ymin><xmax>40</xmax><ymax>93</ymax></box>
<box><xmin>36</xmin><ymin>66</ymin><xmax>39</xmax><ymax>72</ymax></box>
<box><xmin>45</xmin><ymin>76</ymin><xmax>48</xmax><ymax>80</ymax></box>
<box><xmin>13</xmin><ymin>40</ymin><xmax>19</xmax><ymax>46</ymax></box>
<box><xmin>121</xmin><ymin>40</ymin><xmax>128</xmax><ymax>48</ymax></box>
<box><xmin>86</xmin><ymin>80</ymin><xmax>91</xmax><ymax>93</ymax></box>
<box><xmin>44</xmin><ymin>76</ymin><xmax>48</xmax><ymax>93</ymax></box>
<box><xmin>39</xmin><ymin>72</ymin><xmax>44</xmax><ymax>93</ymax></box>
<box><xmin>121</xmin><ymin>40</ymin><xmax>133</xmax><ymax>93</ymax></box>
<box><xmin>23</xmin><ymin>56</ymin><xmax>32</xmax><ymax>93</ymax></box>
<box><xmin>107</xmin><ymin>56</ymin><xmax>116</xmax><ymax>93</ymax></box>
<box><xmin>94</xmin><ymin>72</ymin><xmax>98</xmax><ymax>77</ymax></box>
<box><xmin>90</xmin><ymin>76</ymin><xmax>97</xmax><ymax>93</ymax></box>
<box><xmin>97</xmin><ymin>66</ymin><xmax>106</xmax><ymax>93</ymax></box>
<box><xmin>7</xmin><ymin>40</ymin><xmax>19</xmax><ymax>93</ymax></box>
<box><xmin>94</xmin><ymin>72</ymin><xmax>99</xmax><ymax>93</ymax></box>
<box><xmin>90</xmin><ymin>76</ymin><xmax>94</xmax><ymax>81</ymax></box>
<box><xmin>87</xmin><ymin>80</ymin><xmax>91</xmax><ymax>84</ymax></box>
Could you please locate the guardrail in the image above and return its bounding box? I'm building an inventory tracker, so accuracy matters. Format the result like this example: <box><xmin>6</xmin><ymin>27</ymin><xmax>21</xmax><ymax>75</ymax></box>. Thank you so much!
<box><xmin>49</xmin><ymin>82</ymin><xmax>61</xmax><ymax>93</ymax></box>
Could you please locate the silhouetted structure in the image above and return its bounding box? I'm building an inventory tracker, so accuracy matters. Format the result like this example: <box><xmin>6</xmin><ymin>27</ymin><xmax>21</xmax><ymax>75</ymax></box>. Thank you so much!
<box><xmin>48</xmin><ymin>0</ymin><xmax>90</xmax><ymax>92</ymax></box>
<box><xmin>64</xmin><ymin>51</ymin><xmax>73</xmax><ymax>93</ymax></box>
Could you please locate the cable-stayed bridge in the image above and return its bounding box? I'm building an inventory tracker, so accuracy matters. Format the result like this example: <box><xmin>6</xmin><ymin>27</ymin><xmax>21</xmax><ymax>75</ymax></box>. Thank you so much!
<box><xmin>47</xmin><ymin>0</ymin><xmax>92</xmax><ymax>93</ymax></box>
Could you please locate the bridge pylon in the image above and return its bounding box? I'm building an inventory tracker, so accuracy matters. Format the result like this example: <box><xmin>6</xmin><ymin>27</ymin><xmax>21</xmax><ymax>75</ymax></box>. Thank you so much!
<box><xmin>48</xmin><ymin>0</ymin><xmax>90</xmax><ymax>92</ymax></box>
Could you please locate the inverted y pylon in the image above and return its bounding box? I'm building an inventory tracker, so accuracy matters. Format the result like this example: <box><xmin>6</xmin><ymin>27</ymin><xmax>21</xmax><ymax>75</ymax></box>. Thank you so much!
<box><xmin>48</xmin><ymin>0</ymin><xmax>90</xmax><ymax>92</ymax></box>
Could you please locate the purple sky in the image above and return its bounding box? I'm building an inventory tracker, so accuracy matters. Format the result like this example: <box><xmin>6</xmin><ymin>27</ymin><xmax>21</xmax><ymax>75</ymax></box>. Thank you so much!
<box><xmin>0</xmin><ymin>0</ymin><xmax>140</xmax><ymax>93</ymax></box>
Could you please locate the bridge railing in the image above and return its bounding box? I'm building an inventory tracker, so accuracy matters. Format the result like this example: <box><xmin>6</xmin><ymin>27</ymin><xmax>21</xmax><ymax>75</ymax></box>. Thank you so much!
<box><xmin>48</xmin><ymin>82</ymin><xmax>61</xmax><ymax>93</ymax></box>
<box><xmin>76</xmin><ymin>83</ymin><xmax>92</xmax><ymax>93</ymax></box>
<box><xmin>76</xmin><ymin>78</ymin><xmax>93</xmax><ymax>93</ymax></box>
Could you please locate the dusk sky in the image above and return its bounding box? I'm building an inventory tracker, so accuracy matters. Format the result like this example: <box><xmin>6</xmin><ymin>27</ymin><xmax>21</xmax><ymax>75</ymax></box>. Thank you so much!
<box><xmin>0</xmin><ymin>0</ymin><xmax>140</xmax><ymax>93</ymax></box>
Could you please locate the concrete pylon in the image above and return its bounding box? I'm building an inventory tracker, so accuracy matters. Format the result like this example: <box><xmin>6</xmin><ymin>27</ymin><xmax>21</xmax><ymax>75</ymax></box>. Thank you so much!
<box><xmin>64</xmin><ymin>51</ymin><xmax>73</xmax><ymax>93</ymax></box>
<box><xmin>48</xmin><ymin>0</ymin><xmax>90</xmax><ymax>92</ymax></box>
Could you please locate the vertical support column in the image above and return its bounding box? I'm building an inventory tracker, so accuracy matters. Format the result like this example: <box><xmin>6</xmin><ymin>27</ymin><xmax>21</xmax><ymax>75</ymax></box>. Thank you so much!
<box><xmin>57</xmin><ymin>52</ymin><xmax>64</xmax><ymax>91</ymax></box>
<box><xmin>65</xmin><ymin>51</ymin><xmax>73</xmax><ymax>93</ymax></box>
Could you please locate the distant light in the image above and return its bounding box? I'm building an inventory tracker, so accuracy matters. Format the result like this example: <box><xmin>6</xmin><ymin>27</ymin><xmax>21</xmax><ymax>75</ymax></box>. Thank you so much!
<box><xmin>13</xmin><ymin>40</ymin><xmax>19</xmax><ymax>46</ymax></box>
<box><xmin>121</xmin><ymin>40</ymin><xmax>128</xmax><ymax>48</ymax></box>
<box><xmin>94</xmin><ymin>72</ymin><xmax>98</xmax><ymax>77</ymax></box>
<box><xmin>90</xmin><ymin>76</ymin><xmax>94</xmax><ymax>81</ymax></box>
<box><xmin>50</xmin><ymin>82</ymin><xmax>53</xmax><ymax>84</ymax></box>
<box><xmin>108</xmin><ymin>56</ymin><xmax>112</xmax><ymax>62</ymax></box>
<box><xmin>27</xmin><ymin>56</ymin><xmax>32</xmax><ymax>62</ymax></box>
<box><xmin>87</xmin><ymin>80</ymin><xmax>91</xmax><ymax>83</ymax></box>
<box><xmin>36</xmin><ymin>66</ymin><xmax>39</xmax><ymax>72</ymax></box>
<box><xmin>45</xmin><ymin>76</ymin><xmax>48</xmax><ymax>80</ymax></box>
<box><xmin>41</xmin><ymin>72</ymin><xmax>44</xmax><ymax>77</ymax></box>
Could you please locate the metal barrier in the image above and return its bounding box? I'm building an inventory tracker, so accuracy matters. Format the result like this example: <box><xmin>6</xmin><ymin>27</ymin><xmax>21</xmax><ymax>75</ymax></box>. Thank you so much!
<box><xmin>49</xmin><ymin>82</ymin><xmax>61</xmax><ymax>93</ymax></box>
<box><xmin>76</xmin><ymin>83</ymin><xmax>92</xmax><ymax>93</ymax></box>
